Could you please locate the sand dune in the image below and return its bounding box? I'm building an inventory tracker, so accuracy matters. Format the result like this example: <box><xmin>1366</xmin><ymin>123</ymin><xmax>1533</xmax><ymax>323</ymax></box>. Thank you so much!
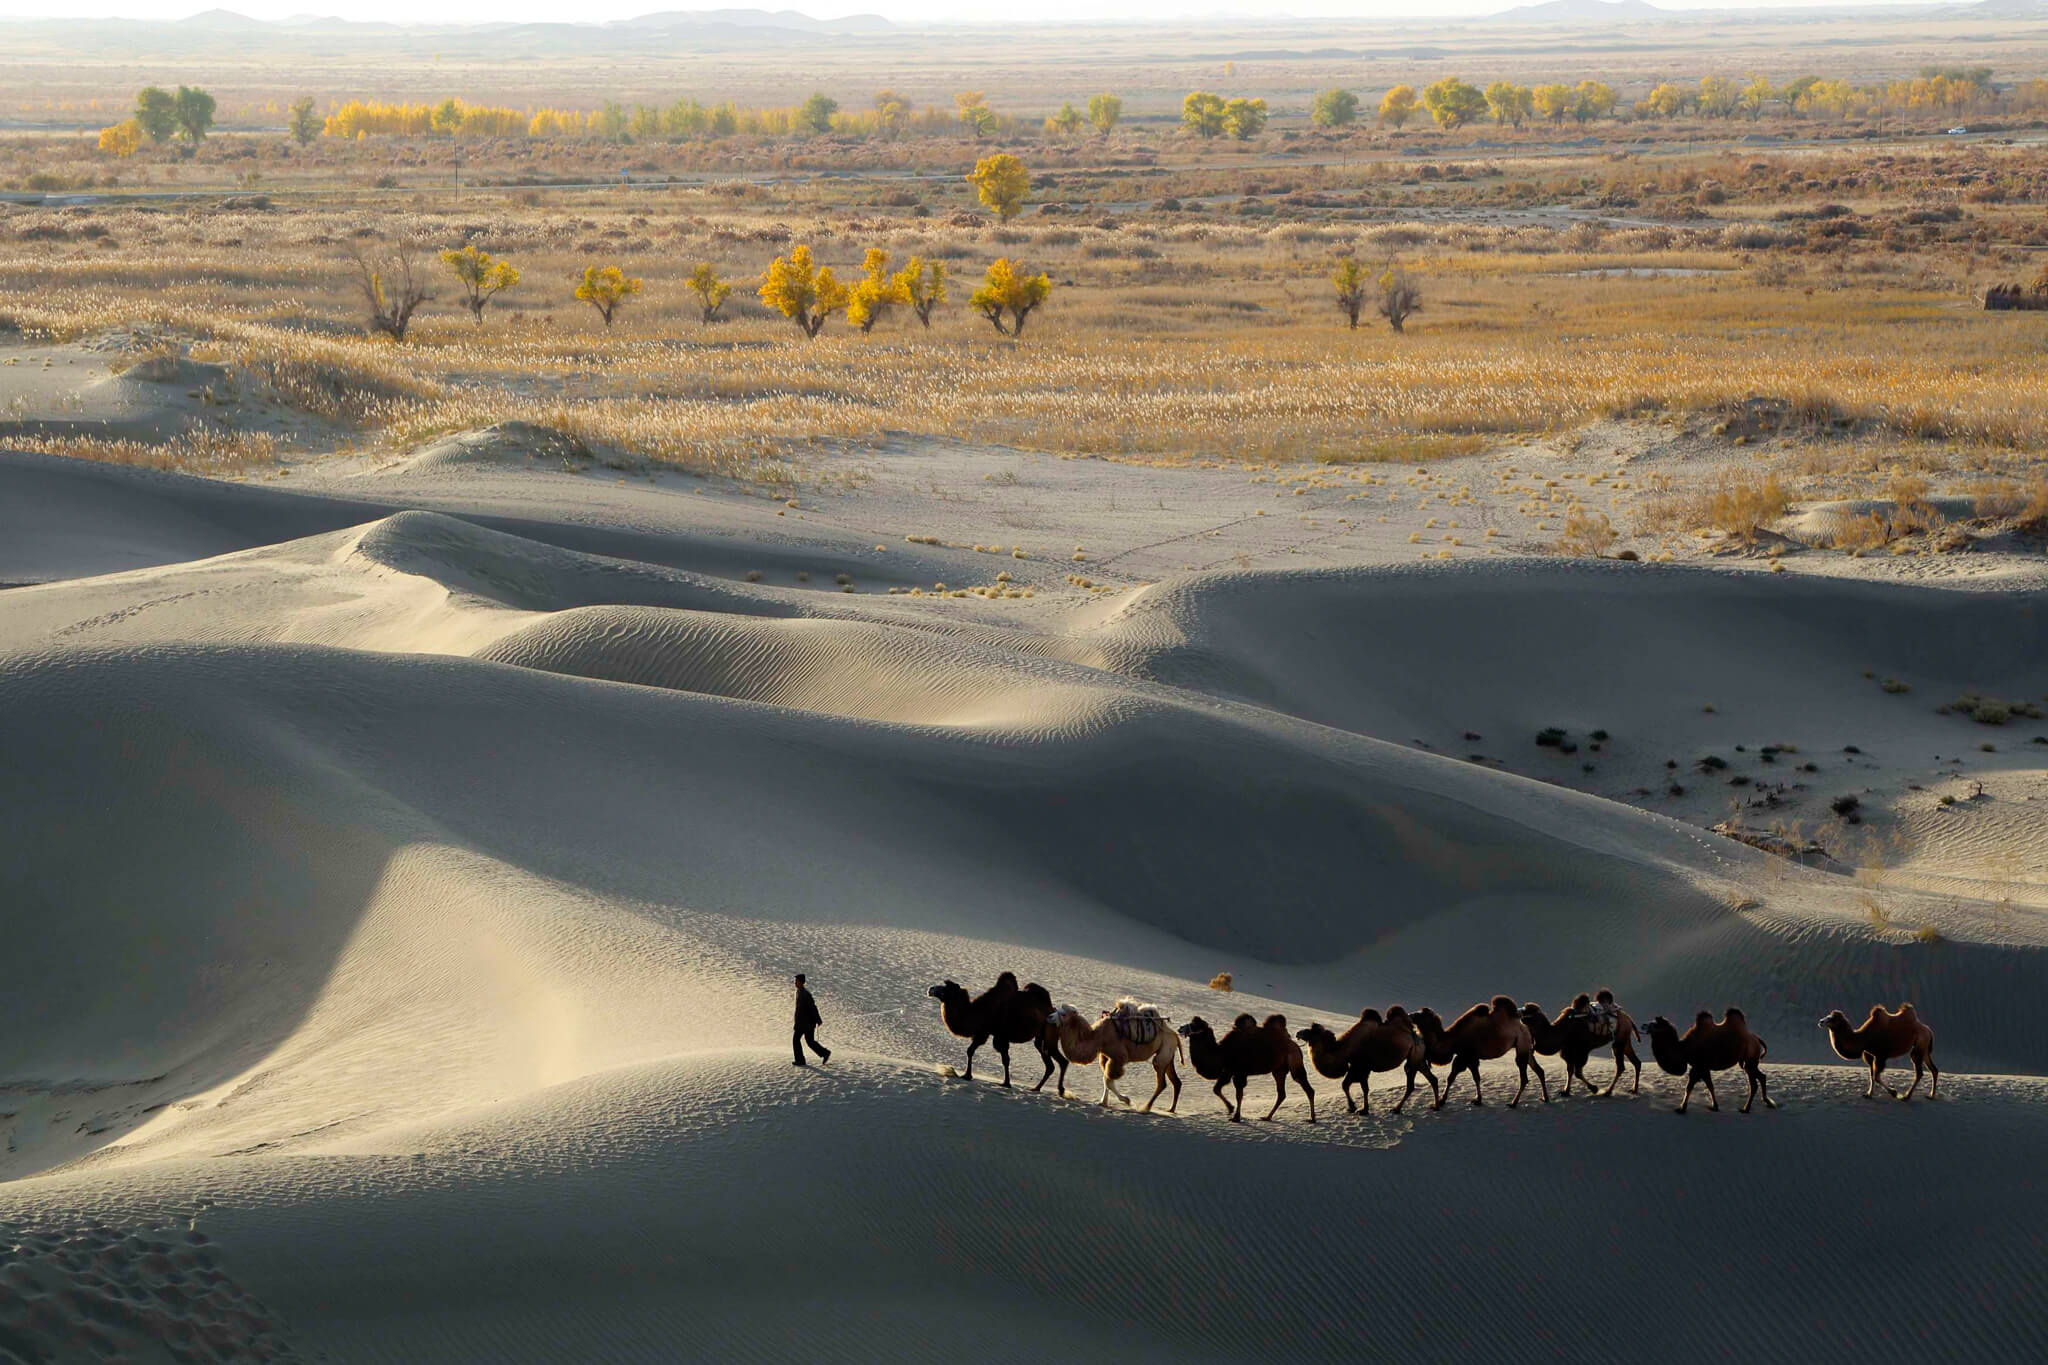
<box><xmin>3</xmin><ymin>454</ymin><xmax>2044</xmax><ymax>1361</ymax></box>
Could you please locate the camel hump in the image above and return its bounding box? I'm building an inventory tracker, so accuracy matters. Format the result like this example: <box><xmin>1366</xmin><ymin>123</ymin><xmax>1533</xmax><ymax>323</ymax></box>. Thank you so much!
<box><xmin>1019</xmin><ymin>981</ymin><xmax>1052</xmax><ymax>1006</ymax></box>
<box><xmin>1263</xmin><ymin>1014</ymin><xmax>1288</xmax><ymax>1031</ymax></box>
<box><xmin>1724</xmin><ymin>1007</ymin><xmax>1747</xmax><ymax>1026</ymax></box>
<box><xmin>1898</xmin><ymin>1002</ymin><xmax>1918</xmax><ymax>1020</ymax></box>
<box><xmin>1449</xmin><ymin>1002</ymin><xmax>1493</xmax><ymax>1031</ymax></box>
<box><xmin>1231</xmin><ymin>1013</ymin><xmax>1259</xmax><ymax>1031</ymax></box>
<box><xmin>1357</xmin><ymin>1007</ymin><xmax>1383</xmax><ymax>1024</ymax></box>
<box><xmin>1491</xmin><ymin>994</ymin><xmax>1519</xmax><ymax>1012</ymax></box>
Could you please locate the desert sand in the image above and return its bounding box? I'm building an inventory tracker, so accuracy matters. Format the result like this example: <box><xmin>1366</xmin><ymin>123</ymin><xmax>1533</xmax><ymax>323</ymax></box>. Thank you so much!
<box><xmin>3</xmin><ymin>432</ymin><xmax>2046</xmax><ymax>1363</ymax></box>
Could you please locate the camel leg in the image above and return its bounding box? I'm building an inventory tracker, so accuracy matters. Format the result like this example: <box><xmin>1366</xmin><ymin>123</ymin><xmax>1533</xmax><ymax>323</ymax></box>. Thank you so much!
<box><xmin>1902</xmin><ymin>1054</ymin><xmax>1923</xmax><ymax>1102</ymax></box>
<box><xmin>1097</xmin><ymin>1058</ymin><xmax>1117</xmax><ymax>1107</ymax></box>
<box><xmin>963</xmin><ymin>1037</ymin><xmax>982</xmax><ymax>1081</ymax></box>
<box><xmin>1416</xmin><ymin>1063</ymin><xmax>1441</xmax><ymax>1110</ymax></box>
<box><xmin>1143</xmin><ymin>1059</ymin><xmax>1168</xmax><ymax>1113</ymax></box>
<box><xmin>1464</xmin><ymin>1058</ymin><xmax>1487</xmax><ymax>1106</ymax></box>
<box><xmin>1925</xmin><ymin>1049</ymin><xmax>1940</xmax><ymax>1100</ymax></box>
<box><xmin>1232</xmin><ymin>1077</ymin><xmax>1248</xmax><ymax>1123</ymax></box>
<box><xmin>1677</xmin><ymin>1072</ymin><xmax>1694</xmax><ymax>1114</ymax></box>
<box><xmin>1262</xmin><ymin>1071</ymin><xmax>1286</xmax><ymax>1122</ymax></box>
<box><xmin>1872</xmin><ymin>1055</ymin><xmax>1899</xmax><ymax>1099</ymax></box>
<box><xmin>1165</xmin><ymin>1061</ymin><xmax>1181</xmax><ymax>1114</ymax></box>
<box><xmin>1754</xmin><ymin>1063</ymin><xmax>1776</xmax><ymax>1110</ymax></box>
<box><xmin>1213</xmin><ymin>1076</ymin><xmax>1235</xmax><ymax>1118</ymax></box>
<box><xmin>1741</xmin><ymin>1063</ymin><xmax>1761</xmax><ymax>1114</ymax></box>
<box><xmin>1297</xmin><ymin>1064</ymin><xmax>1316</xmax><ymax>1123</ymax></box>
<box><xmin>1031</xmin><ymin>1040</ymin><xmax>1056</xmax><ymax>1094</ymax></box>
<box><xmin>1342</xmin><ymin>1077</ymin><xmax>1358</xmax><ymax>1114</ymax></box>
<box><xmin>1701</xmin><ymin>1070</ymin><xmax>1720</xmax><ymax>1112</ymax></box>
<box><xmin>1509</xmin><ymin>1057</ymin><xmax>1529</xmax><ymax>1108</ymax></box>
<box><xmin>996</xmin><ymin>1040</ymin><xmax>1013</xmax><ymax>1088</ymax></box>
<box><xmin>1360</xmin><ymin>1072</ymin><xmax>1372</xmax><ymax>1116</ymax></box>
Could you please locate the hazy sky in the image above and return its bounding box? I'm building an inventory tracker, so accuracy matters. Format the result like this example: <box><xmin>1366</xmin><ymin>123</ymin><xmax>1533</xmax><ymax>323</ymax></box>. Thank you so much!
<box><xmin>0</xmin><ymin>1</ymin><xmax>1959</xmax><ymax>23</ymax></box>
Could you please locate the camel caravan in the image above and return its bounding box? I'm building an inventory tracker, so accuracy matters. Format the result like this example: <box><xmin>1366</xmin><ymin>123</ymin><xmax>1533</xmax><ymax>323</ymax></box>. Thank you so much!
<box><xmin>923</xmin><ymin>975</ymin><xmax>1940</xmax><ymax>1119</ymax></box>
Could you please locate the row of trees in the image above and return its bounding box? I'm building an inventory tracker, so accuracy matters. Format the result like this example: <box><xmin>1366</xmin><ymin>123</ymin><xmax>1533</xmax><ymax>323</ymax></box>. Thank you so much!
<box><xmin>357</xmin><ymin>245</ymin><xmax>1052</xmax><ymax>342</ymax></box>
<box><xmin>96</xmin><ymin>66</ymin><xmax>2044</xmax><ymax>156</ymax></box>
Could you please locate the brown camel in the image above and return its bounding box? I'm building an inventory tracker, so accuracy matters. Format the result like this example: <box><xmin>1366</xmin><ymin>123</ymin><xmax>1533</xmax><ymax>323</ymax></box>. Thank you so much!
<box><xmin>1646</xmin><ymin>1009</ymin><xmax>1775</xmax><ymax>1114</ymax></box>
<box><xmin>1412</xmin><ymin>996</ymin><xmax>1548</xmax><ymax>1109</ymax></box>
<box><xmin>926</xmin><ymin>971</ymin><xmax>1065</xmax><ymax>1091</ymax></box>
<box><xmin>1047</xmin><ymin>1001</ymin><xmax>1183</xmax><ymax>1112</ymax></box>
<box><xmin>1819</xmin><ymin>1003</ymin><xmax>1939</xmax><ymax>1101</ymax></box>
<box><xmin>1295</xmin><ymin>1008</ymin><xmax>1439</xmax><ymax>1115</ymax></box>
<box><xmin>1521</xmin><ymin>992</ymin><xmax>1642</xmax><ymax>1097</ymax></box>
<box><xmin>1177</xmin><ymin>1013</ymin><xmax>1316</xmax><ymax>1123</ymax></box>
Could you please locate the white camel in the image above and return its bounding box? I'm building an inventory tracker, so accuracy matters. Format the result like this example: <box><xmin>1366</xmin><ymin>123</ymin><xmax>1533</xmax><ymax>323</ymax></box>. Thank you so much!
<box><xmin>1047</xmin><ymin>1001</ymin><xmax>1182</xmax><ymax>1112</ymax></box>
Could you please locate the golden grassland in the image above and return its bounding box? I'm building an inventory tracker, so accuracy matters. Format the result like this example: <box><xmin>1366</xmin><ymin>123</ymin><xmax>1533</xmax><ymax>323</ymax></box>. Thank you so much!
<box><xmin>5</xmin><ymin>138</ymin><xmax>2048</xmax><ymax>501</ymax></box>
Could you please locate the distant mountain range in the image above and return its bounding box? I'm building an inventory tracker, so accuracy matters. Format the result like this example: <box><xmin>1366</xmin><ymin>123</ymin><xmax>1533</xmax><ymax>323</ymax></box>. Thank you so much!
<box><xmin>0</xmin><ymin>8</ymin><xmax>896</xmax><ymax>57</ymax></box>
<box><xmin>1483</xmin><ymin>0</ymin><xmax>1671</xmax><ymax>23</ymax></box>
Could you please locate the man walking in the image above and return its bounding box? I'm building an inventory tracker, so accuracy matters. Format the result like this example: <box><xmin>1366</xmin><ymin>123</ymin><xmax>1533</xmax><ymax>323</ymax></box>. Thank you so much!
<box><xmin>793</xmin><ymin>973</ymin><xmax>830</xmax><ymax>1066</ymax></box>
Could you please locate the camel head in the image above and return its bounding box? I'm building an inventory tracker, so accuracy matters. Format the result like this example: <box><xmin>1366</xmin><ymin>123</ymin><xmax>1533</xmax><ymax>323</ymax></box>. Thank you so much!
<box><xmin>1520</xmin><ymin>1002</ymin><xmax>1547</xmax><ymax>1024</ymax></box>
<box><xmin>1410</xmin><ymin>1007</ymin><xmax>1442</xmax><ymax>1032</ymax></box>
<box><xmin>1178</xmin><ymin>1016</ymin><xmax>1212</xmax><ymax>1040</ymax></box>
<box><xmin>927</xmin><ymin>981</ymin><xmax>964</xmax><ymax>1004</ymax></box>
<box><xmin>1050</xmin><ymin>1004</ymin><xmax>1082</xmax><ymax>1025</ymax></box>
<box><xmin>1572</xmin><ymin>993</ymin><xmax>1593</xmax><ymax>1011</ymax></box>
<box><xmin>1818</xmin><ymin>1009</ymin><xmax>1850</xmax><ymax>1031</ymax></box>
<box><xmin>1296</xmin><ymin>1022</ymin><xmax>1336</xmax><ymax>1047</ymax></box>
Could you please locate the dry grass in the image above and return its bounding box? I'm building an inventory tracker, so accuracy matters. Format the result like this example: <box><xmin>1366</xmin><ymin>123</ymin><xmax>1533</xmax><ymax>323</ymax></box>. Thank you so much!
<box><xmin>10</xmin><ymin>137</ymin><xmax>2048</xmax><ymax>480</ymax></box>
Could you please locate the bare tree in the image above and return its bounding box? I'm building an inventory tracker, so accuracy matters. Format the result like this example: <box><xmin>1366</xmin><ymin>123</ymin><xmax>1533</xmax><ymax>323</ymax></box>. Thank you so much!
<box><xmin>350</xmin><ymin>245</ymin><xmax>433</xmax><ymax>342</ymax></box>
<box><xmin>1377</xmin><ymin>262</ymin><xmax>1422</xmax><ymax>333</ymax></box>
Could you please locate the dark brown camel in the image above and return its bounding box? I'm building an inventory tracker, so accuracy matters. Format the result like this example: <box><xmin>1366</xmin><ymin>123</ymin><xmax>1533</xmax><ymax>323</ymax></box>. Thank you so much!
<box><xmin>1521</xmin><ymin>991</ymin><xmax>1642</xmax><ymax>1097</ymax></box>
<box><xmin>1646</xmin><ymin>1009</ymin><xmax>1775</xmax><ymax>1114</ymax></box>
<box><xmin>1819</xmin><ymin>1003</ymin><xmax>1939</xmax><ymax>1100</ymax></box>
<box><xmin>1296</xmin><ymin>1008</ymin><xmax>1439</xmax><ymax>1114</ymax></box>
<box><xmin>1177</xmin><ymin>1013</ymin><xmax>1316</xmax><ymax>1123</ymax></box>
<box><xmin>1412</xmin><ymin>997</ymin><xmax>1548</xmax><ymax>1109</ymax></box>
<box><xmin>926</xmin><ymin>971</ymin><xmax>1065</xmax><ymax>1091</ymax></box>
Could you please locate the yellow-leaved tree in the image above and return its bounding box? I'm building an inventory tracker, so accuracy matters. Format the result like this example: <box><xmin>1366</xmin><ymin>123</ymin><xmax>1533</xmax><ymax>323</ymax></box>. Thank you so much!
<box><xmin>1332</xmin><ymin>257</ymin><xmax>1368</xmax><ymax>329</ymax></box>
<box><xmin>900</xmin><ymin>257</ymin><xmax>947</xmax><ymax>329</ymax></box>
<box><xmin>574</xmin><ymin>264</ymin><xmax>642</xmax><ymax>328</ymax></box>
<box><xmin>97</xmin><ymin>121</ymin><xmax>141</xmax><ymax>158</ymax></box>
<box><xmin>758</xmin><ymin>244</ymin><xmax>848</xmax><ymax>339</ymax></box>
<box><xmin>969</xmin><ymin>258</ymin><xmax>1051</xmax><ymax>337</ymax></box>
<box><xmin>967</xmin><ymin>153</ymin><xmax>1030</xmax><ymax>221</ymax></box>
<box><xmin>440</xmin><ymin>244</ymin><xmax>520</xmax><ymax>324</ymax></box>
<box><xmin>686</xmin><ymin>263</ymin><xmax>732</xmax><ymax>324</ymax></box>
<box><xmin>846</xmin><ymin>249</ymin><xmax>911</xmax><ymax>334</ymax></box>
<box><xmin>1378</xmin><ymin>85</ymin><xmax>1419</xmax><ymax>129</ymax></box>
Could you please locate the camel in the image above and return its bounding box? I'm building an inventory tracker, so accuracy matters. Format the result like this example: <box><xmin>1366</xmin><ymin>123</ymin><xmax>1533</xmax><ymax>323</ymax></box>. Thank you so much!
<box><xmin>1411</xmin><ymin>997</ymin><xmax>1548</xmax><ymax>1109</ymax></box>
<box><xmin>1520</xmin><ymin>992</ymin><xmax>1642</xmax><ymax>1097</ymax></box>
<box><xmin>1819</xmin><ymin>1004</ymin><xmax>1939</xmax><ymax>1101</ymax></box>
<box><xmin>1646</xmin><ymin>1009</ymin><xmax>1775</xmax><ymax>1114</ymax></box>
<box><xmin>926</xmin><ymin>971</ymin><xmax>1066</xmax><ymax>1092</ymax></box>
<box><xmin>1047</xmin><ymin>1001</ymin><xmax>1183</xmax><ymax>1112</ymax></box>
<box><xmin>1295</xmin><ymin>1008</ymin><xmax>1439</xmax><ymax>1115</ymax></box>
<box><xmin>1177</xmin><ymin>1013</ymin><xmax>1316</xmax><ymax>1123</ymax></box>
